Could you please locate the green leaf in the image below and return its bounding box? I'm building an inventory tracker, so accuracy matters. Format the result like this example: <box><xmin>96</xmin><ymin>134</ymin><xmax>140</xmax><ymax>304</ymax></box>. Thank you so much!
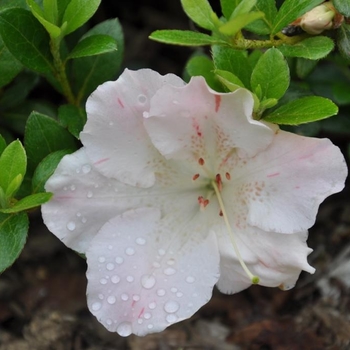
<box><xmin>337</xmin><ymin>24</ymin><xmax>350</xmax><ymax>61</ymax></box>
<box><xmin>219</xmin><ymin>11</ymin><xmax>264</xmax><ymax>36</ymax></box>
<box><xmin>245</xmin><ymin>0</ymin><xmax>277</xmax><ymax>35</ymax></box>
<box><xmin>251</xmin><ymin>48</ymin><xmax>290</xmax><ymax>101</ymax></box>
<box><xmin>32</xmin><ymin>149</ymin><xmax>72</xmax><ymax>193</ymax></box>
<box><xmin>185</xmin><ymin>55</ymin><xmax>222</xmax><ymax>91</ymax></box>
<box><xmin>0</xmin><ymin>212</ymin><xmax>28</xmax><ymax>273</ymax></box>
<box><xmin>62</xmin><ymin>0</ymin><xmax>101</xmax><ymax>35</ymax></box>
<box><xmin>0</xmin><ymin>0</ymin><xmax>28</xmax><ymax>11</ymax></box>
<box><xmin>68</xmin><ymin>34</ymin><xmax>117</xmax><ymax>59</ymax></box>
<box><xmin>5</xmin><ymin>174</ymin><xmax>23</xmax><ymax>198</ymax></box>
<box><xmin>212</xmin><ymin>46</ymin><xmax>251</xmax><ymax>88</ymax></box>
<box><xmin>271</xmin><ymin>0</ymin><xmax>324</xmax><ymax>35</ymax></box>
<box><xmin>230</xmin><ymin>0</ymin><xmax>257</xmax><ymax>19</ymax></box>
<box><xmin>71</xmin><ymin>18</ymin><xmax>124</xmax><ymax>102</ymax></box>
<box><xmin>0</xmin><ymin>193</ymin><xmax>53</xmax><ymax>213</ymax></box>
<box><xmin>180</xmin><ymin>0</ymin><xmax>216</xmax><ymax>30</ymax></box>
<box><xmin>0</xmin><ymin>135</ymin><xmax>7</xmax><ymax>156</ymax></box>
<box><xmin>43</xmin><ymin>0</ymin><xmax>58</xmax><ymax>24</ymax></box>
<box><xmin>278</xmin><ymin>36</ymin><xmax>334</xmax><ymax>60</ymax></box>
<box><xmin>0</xmin><ymin>140</ymin><xmax>26</xmax><ymax>197</ymax></box>
<box><xmin>264</xmin><ymin>96</ymin><xmax>338</xmax><ymax>125</ymax></box>
<box><xmin>332</xmin><ymin>82</ymin><xmax>350</xmax><ymax>106</ymax></box>
<box><xmin>296</xmin><ymin>58</ymin><xmax>318</xmax><ymax>79</ymax></box>
<box><xmin>0</xmin><ymin>37</ymin><xmax>23</xmax><ymax>88</ymax></box>
<box><xmin>215</xmin><ymin>69</ymin><xmax>245</xmax><ymax>91</ymax></box>
<box><xmin>333</xmin><ymin>0</ymin><xmax>350</xmax><ymax>17</ymax></box>
<box><xmin>26</xmin><ymin>0</ymin><xmax>61</xmax><ymax>38</ymax></box>
<box><xmin>0</xmin><ymin>8</ymin><xmax>53</xmax><ymax>73</ymax></box>
<box><xmin>150</xmin><ymin>30</ymin><xmax>226</xmax><ymax>46</ymax></box>
<box><xmin>57</xmin><ymin>0</ymin><xmax>70</xmax><ymax>23</ymax></box>
<box><xmin>220</xmin><ymin>0</ymin><xmax>240</xmax><ymax>19</ymax></box>
<box><xmin>24</xmin><ymin>112</ymin><xmax>77</xmax><ymax>174</ymax></box>
<box><xmin>58</xmin><ymin>104</ymin><xmax>87</xmax><ymax>139</ymax></box>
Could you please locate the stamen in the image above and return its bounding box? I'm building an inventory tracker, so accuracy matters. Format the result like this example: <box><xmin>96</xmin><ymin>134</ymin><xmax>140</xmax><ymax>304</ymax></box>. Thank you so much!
<box><xmin>198</xmin><ymin>158</ymin><xmax>205</xmax><ymax>166</ymax></box>
<box><xmin>215</xmin><ymin>174</ymin><xmax>223</xmax><ymax>192</ymax></box>
<box><xmin>193</xmin><ymin>174</ymin><xmax>200</xmax><ymax>181</ymax></box>
<box><xmin>198</xmin><ymin>196</ymin><xmax>209</xmax><ymax>209</ymax></box>
<box><xmin>212</xmin><ymin>180</ymin><xmax>260</xmax><ymax>284</ymax></box>
<box><xmin>225</xmin><ymin>172</ymin><xmax>231</xmax><ymax>180</ymax></box>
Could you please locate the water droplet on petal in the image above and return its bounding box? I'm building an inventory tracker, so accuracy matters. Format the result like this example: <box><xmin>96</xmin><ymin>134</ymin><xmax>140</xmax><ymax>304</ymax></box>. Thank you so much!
<box><xmin>170</xmin><ymin>287</ymin><xmax>177</xmax><ymax>293</ymax></box>
<box><xmin>158</xmin><ymin>249</ymin><xmax>166</xmax><ymax>256</ymax></box>
<box><xmin>91</xmin><ymin>302</ymin><xmax>101</xmax><ymax>311</ymax></box>
<box><xmin>126</xmin><ymin>275</ymin><xmax>134</xmax><ymax>283</ymax></box>
<box><xmin>133</xmin><ymin>295</ymin><xmax>140</xmax><ymax>301</ymax></box>
<box><xmin>82</xmin><ymin>164</ymin><xmax>91</xmax><ymax>174</ymax></box>
<box><xmin>87</xmin><ymin>190</ymin><xmax>93</xmax><ymax>198</ymax></box>
<box><xmin>152</xmin><ymin>262</ymin><xmax>160</xmax><ymax>268</ymax></box>
<box><xmin>125</xmin><ymin>247</ymin><xmax>135</xmax><ymax>256</ymax></box>
<box><xmin>98</xmin><ymin>256</ymin><xmax>106</xmax><ymax>263</ymax></box>
<box><xmin>144</xmin><ymin>312</ymin><xmax>151</xmax><ymax>320</ymax></box>
<box><xmin>176</xmin><ymin>292</ymin><xmax>183</xmax><ymax>298</ymax></box>
<box><xmin>166</xmin><ymin>314</ymin><xmax>178</xmax><ymax>323</ymax></box>
<box><xmin>107</xmin><ymin>296</ymin><xmax>116</xmax><ymax>304</ymax></box>
<box><xmin>70</xmin><ymin>185</ymin><xmax>76</xmax><ymax>191</ymax></box>
<box><xmin>76</xmin><ymin>212</ymin><xmax>81</xmax><ymax>217</ymax></box>
<box><xmin>121</xmin><ymin>293</ymin><xmax>129</xmax><ymax>301</ymax></box>
<box><xmin>106</xmin><ymin>319</ymin><xmax>113</xmax><ymax>325</ymax></box>
<box><xmin>141</xmin><ymin>275</ymin><xmax>156</xmax><ymax>289</ymax></box>
<box><xmin>115</xmin><ymin>256</ymin><xmax>124</xmax><ymax>264</ymax></box>
<box><xmin>67</xmin><ymin>221</ymin><xmax>76</xmax><ymax>231</ymax></box>
<box><xmin>164</xmin><ymin>300</ymin><xmax>180</xmax><ymax>313</ymax></box>
<box><xmin>147</xmin><ymin>324</ymin><xmax>154</xmax><ymax>329</ymax></box>
<box><xmin>137</xmin><ymin>319</ymin><xmax>143</xmax><ymax>324</ymax></box>
<box><xmin>100</xmin><ymin>278</ymin><xmax>108</xmax><ymax>285</ymax></box>
<box><xmin>111</xmin><ymin>275</ymin><xmax>120</xmax><ymax>284</ymax></box>
<box><xmin>167</xmin><ymin>259</ymin><xmax>175</xmax><ymax>265</ymax></box>
<box><xmin>148</xmin><ymin>302</ymin><xmax>156</xmax><ymax>310</ymax></box>
<box><xmin>186</xmin><ymin>276</ymin><xmax>195</xmax><ymax>283</ymax></box>
<box><xmin>164</xmin><ymin>267</ymin><xmax>176</xmax><ymax>276</ymax></box>
<box><xmin>81</xmin><ymin>217</ymin><xmax>87</xmax><ymax>224</ymax></box>
<box><xmin>63</xmin><ymin>186</ymin><xmax>68</xmax><ymax>191</ymax></box>
<box><xmin>98</xmin><ymin>294</ymin><xmax>104</xmax><ymax>300</ymax></box>
<box><xmin>137</xmin><ymin>94</ymin><xmax>147</xmax><ymax>104</ymax></box>
<box><xmin>117</xmin><ymin>322</ymin><xmax>132</xmax><ymax>337</ymax></box>
<box><xmin>106</xmin><ymin>263</ymin><xmax>115</xmax><ymax>271</ymax></box>
<box><xmin>136</xmin><ymin>237</ymin><xmax>146</xmax><ymax>245</ymax></box>
<box><xmin>156</xmin><ymin>289</ymin><xmax>166</xmax><ymax>297</ymax></box>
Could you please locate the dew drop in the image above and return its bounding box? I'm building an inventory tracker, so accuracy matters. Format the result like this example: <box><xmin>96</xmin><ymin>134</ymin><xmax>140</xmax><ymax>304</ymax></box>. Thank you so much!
<box><xmin>156</xmin><ymin>289</ymin><xmax>166</xmax><ymax>297</ymax></box>
<box><xmin>125</xmin><ymin>247</ymin><xmax>135</xmax><ymax>256</ymax></box>
<box><xmin>76</xmin><ymin>212</ymin><xmax>81</xmax><ymax>217</ymax></box>
<box><xmin>100</xmin><ymin>278</ymin><xmax>108</xmax><ymax>285</ymax></box>
<box><xmin>170</xmin><ymin>287</ymin><xmax>177</xmax><ymax>293</ymax></box>
<box><xmin>148</xmin><ymin>302</ymin><xmax>156</xmax><ymax>310</ymax></box>
<box><xmin>98</xmin><ymin>256</ymin><xmax>106</xmax><ymax>263</ymax></box>
<box><xmin>117</xmin><ymin>322</ymin><xmax>132</xmax><ymax>337</ymax></box>
<box><xmin>98</xmin><ymin>294</ymin><xmax>104</xmax><ymax>300</ymax></box>
<box><xmin>107</xmin><ymin>296</ymin><xmax>116</xmax><ymax>304</ymax></box>
<box><xmin>144</xmin><ymin>312</ymin><xmax>151</xmax><ymax>320</ymax></box>
<box><xmin>70</xmin><ymin>184</ymin><xmax>76</xmax><ymax>191</ymax></box>
<box><xmin>111</xmin><ymin>275</ymin><xmax>120</xmax><ymax>284</ymax></box>
<box><xmin>186</xmin><ymin>276</ymin><xmax>195</xmax><ymax>283</ymax></box>
<box><xmin>67</xmin><ymin>221</ymin><xmax>76</xmax><ymax>231</ymax></box>
<box><xmin>81</xmin><ymin>217</ymin><xmax>87</xmax><ymax>224</ymax></box>
<box><xmin>152</xmin><ymin>262</ymin><xmax>160</xmax><ymax>268</ymax></box>
<box><xmin>87</xmin><ymin>190</ymin><xmax>93</xmax><ymax>198</ymax></box>
<box><xmin>137</xmin><ymin>94</ymin><xmax>147</xmax><ymax>104</ymax></box>
<box><xmin>106</xmin><ymin>263</ymin><xmax>115</xmax><ymax>271</ymax></box>
<box><xmin>166</xmin><ymin>314</ymin><xmax>178</xmax><ymax>323</ymax></box>
<box><xmin>136</xmin><ymin>237</ymin><xmax>146</xmax><ymax>245</ymax></box>
<box><xmin>176</xmin><ymin>292</ymin><xmax>183</xmax><ymax>298</ymax></box>
<box><xmin>141</xmin><ymin>275</ymin><xmax>156</xmax><ymax>289</ymax></box>
<box><xmin>91</xmin><ymin>302</ymin><xmax>101</xmax><ymax>311</ymax></box>
<box><xmin>164</xmin><ymin>267</ymin><xmax>176</xmax><ymax>276</ymax></box>
<box><xmin>158</xmin><ymin>249</ymin><xmax>166</xmax><ymax>256</ymax></box>
<box><xmin>147</xmin><ymin>324</ymin><xmax>154</xmax><ymax>330</ymax></box>
<box><xmin>115</xmin><ymin>256</ymin><xmax>124</xmax><ymax>264</ymax></box>
<box><xmin>133</xmin><ymin>294</ymin><xmax>140</xmax><ymax>301</ymax></box>
<box><xmin>63</xmin><ymin>186</ymin><xmax>68</xmax><ymax>191</ymax></box>
<box><xmin>164</xmin><ymin>300</ymin><xmax>180</xmax><ymax>313</ymax></box>
<box><xmin>106</xmin><ymin>319</ymin><xmax>112</xmax><ymax>326</ymax></box>
<box><xmin>167</xmin><ymin>258</ymin><xmax>175</xmax><ymax>265</ymax></box>
<box><xmin>137</xmin><ymin>319</ymin><xmax>143</xmax><ymax>324</ymax></box>
<box><xmin>126</xmin><ymin>275</ymin><xmax>134</xmax><ymax>283</ymax></box>
<box><xmin>121</xmin><ymin>293</ymin><xmax>129</xmax><ymax>301</ymax></box>
<box><xmin>82</xmin><ymin>164</ymin><xmax>91</xmax><ymax>174</ymax></box>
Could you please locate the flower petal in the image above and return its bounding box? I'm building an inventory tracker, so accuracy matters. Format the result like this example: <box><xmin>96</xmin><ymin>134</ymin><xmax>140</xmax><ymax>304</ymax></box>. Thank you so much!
<box><xmin>144</xmin><ymin>76</ymin><xmax>275</xmax><ymax>166</ymax></box>
<box><xmin>231</xmin><ymin>130</ymin><xmax>347</xmax><ymax>233</ymax></box>
<box><xmin>216</xmin><ymin>225</ymin><xmax>314</xmax><ymax>294</ymax></box>
<box><xmin>86</xmin><ymin>207</ymin><xmax>220</xmax><ymax>336</ymax></box>
<box><xmin>81</xmin><ymin>68</ymin><xmax>185</xmax><ymax>187</ymax></box>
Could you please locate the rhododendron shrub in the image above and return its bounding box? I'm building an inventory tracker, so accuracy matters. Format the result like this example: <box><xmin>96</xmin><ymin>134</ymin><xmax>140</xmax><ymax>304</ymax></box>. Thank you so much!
<box><xmin>41</xmin><ymin>68</ymin><xmax>347</xmax><ymax>337</ymax></box>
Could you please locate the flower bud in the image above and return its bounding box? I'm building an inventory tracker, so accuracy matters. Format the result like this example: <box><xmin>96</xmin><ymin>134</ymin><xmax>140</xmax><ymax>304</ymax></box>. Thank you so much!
<box><xmin>300</xmin><ymin>2</ymin><xmax>336</xmax><ymax>35</ymax></box>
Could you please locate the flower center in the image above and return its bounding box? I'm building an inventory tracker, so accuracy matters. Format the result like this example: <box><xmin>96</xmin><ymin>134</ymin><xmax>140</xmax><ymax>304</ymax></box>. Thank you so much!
<box><xmin>193</xmin><ymin>157</ymin><xmax>260</xmax><ymax>284</ymax></box>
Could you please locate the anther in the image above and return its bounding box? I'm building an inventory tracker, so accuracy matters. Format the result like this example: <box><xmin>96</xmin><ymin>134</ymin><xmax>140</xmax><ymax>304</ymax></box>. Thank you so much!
<box><xmin>192</xmin><ymin>174</ymin><xmax>200</xmax><ymax>181</ymax></box>
<box><xmin>198</xmin><ymin>158</ymin><xmax>205</xmax><ymax>166</ymax></box>
<box><xmin>225</xmin><ymin>172</ymin><xmax>231</xmax><ymax>180</ymax></box>
<box><xmin>215</xmin><ymin>174</ymin><xmax>223</xmax><ymax>192</ymax></box>
<box><xmin>219</xmin><ymin>210</ymin><xmax>223</xmax><ymax>216</ymax></box>
<box><xmin>198</xmin><ymin>196</ymin><xmax>209</xmax><ymax>209</ymax></box>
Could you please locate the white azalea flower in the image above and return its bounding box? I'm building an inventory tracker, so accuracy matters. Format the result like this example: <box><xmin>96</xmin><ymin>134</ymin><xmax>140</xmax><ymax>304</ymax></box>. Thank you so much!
<box><xmin>42</xmin><ymin>68</ymin><xmax>347</xmax><ymax>337</ymax></box>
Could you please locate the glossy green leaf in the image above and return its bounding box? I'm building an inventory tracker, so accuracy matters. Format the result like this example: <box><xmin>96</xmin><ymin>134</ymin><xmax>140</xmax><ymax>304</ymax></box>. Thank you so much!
<box><xmin>57</xmin><ymin>0</ymin><xmax>70</xmax><ymax>23</ymax></box>
<box><xmin>245</xmin><ymin>0</ymin><xmax>277</xmax><ymax>34</ymax></box>
<box><xmin>215</xmin><ymin>69</ymin><xmax>245</xmax><ymax>91</ymax></box>
<box><xmin>0</xmin><ymin>193</ymin><xmax>53</xmax><ymax>213</ymax></box>
<box><xmin>0</xmin><ymin>212</ymin><xmax>28</xmax><ymax>273</ymax></box>
<box><xmin>333</xmin><ymin>0</ymin><xmax>350</xmax><ymax>17</ymax></box>
<box><xmin>337</xmin><ymin>24</ymin><xmax>350</xmax><ymax>61</ymax></box>
<box><xmin>185</xmin><ymin>55</ymin><xmax>222</xmax><ymax>91</ymax></box>
<box><xmin>24</xmin><ymin>112</ymin><xmax>77</xmax><ymax>174</ymax></box>
<box><xmin>271</xmin><ymin>0</ymin><xmax>324</xmax><ymax>35</ymax></box>
<box><xmin>220</xmin><ymin>0</ymin><xmax>240</xmax><ymax>18</ymax></box>
<box><xmin>230</xmin><ymin>0</ymin><xmax>257</xmax><ymax>19</ymax></box>
<box><xmin>0</xmin><ymin>37</ymin><xmax>22</xmax><ymax>88</ymax></box>
<box><xmin>332</xmin><ymin>82</ymin><xmax>350</xmax><ymax>106</ymax></box>
<box><xmin>0</xmin><ymin>140</ymin><xmax>26</xmax><ymax>196</ymax></box>
<box><xmin>219</xmin><ymin>11</ymin><xmax>264</xmax><ymax>35</ymax></box>
<box><xmin>0</xmin><ymin>8</ymin><xmax>53</xmax><ymax>73</ymax></box>
<box><xmin>180</xmin><ymin>0</ymin><xmax>215</xmax><ymax>30</ymax></box>
<box><xmin>264</xmin><ymin>96</ymin><xmax>338</xmax><ymax>124</ymax></box>
<box><xmin>296</xmin><ymin>58</ymin><xmax>318</xmax><ymax>79</ymax></box>
<box><xmin>43</xmin><ymin>0</ymin><xmax>58</xmax><ymax>24</ymax></box>
<box><xmin>150</xmin><ymin>30</ymin><xmax>226</xmax><ymax>46</ymax></box>
<box><xmin>71</xmin><ymin>19</ymin><xmax>124</xmax><ymax>102</ymax></box>
<box><xmin>251</xmin><ymin>48</ymin><xmax>289</xmax><ymax>100</ymax></box>
<box><xmin>0</xmin><ymin>0</ymin><xmax>28</xmax><ymax>10</ymax></box>
<box><xmin>58</xmin><ymin>104</ymin><xmax>87</xmax><ymax>139</ymax></box>
<box><xmin>278</xmin><ymin>36</ymin><xmax>334</xmax><ymax>60</ymax></box>
<box><xmin>212</xmin><ymin>46</ymin><xmax>251</xmax><ymax>88</ymax></box>
<box><xmin>68</xmin><ymin>34</ymin><xmax>117</xmax><ymax>59</ymax></box>
<box><xmin>32</xmin><ymin>149</ymin><xmax>72</xmax><ymax>194</ymax></box>
<box><xmin>62</xmin><ymin>0</ymin><xmax>101</xmax><ymax>35</ymax></box>
<box><xmin>0</xmin><ymin>136</ymin><xmax>6</xmax><ymax>156</ymax></box>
